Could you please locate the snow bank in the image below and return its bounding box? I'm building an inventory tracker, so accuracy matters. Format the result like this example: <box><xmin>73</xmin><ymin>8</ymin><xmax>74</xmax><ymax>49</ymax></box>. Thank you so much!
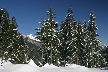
<box><xmin>0</xmin><ymin>58</ymin><xmax>12</xmax><ymax>66</ymax></box>
<box><xmin>47</xmin><ymin>64</ymin><xmax>58</xmax><ymax>68</ymax></box>
<box><xmin>28</xmin><ymin>59</ymin><xmax>39</xmax><ymax>68</ymax></box>
<box><xmin>11</xmin><ymin>64</ymin><xmax>40</xmax><ymax>72</ymax></box>
<box><xmin>43</xmin><ymin>63</ymin><xmax>49</xmax><ymax>67</ymax></box>
<box><xmin>0</xmin><ymin>58</ymin><xmax>107</xmax><ymax>72</ymax></box>
<box><xmin>101</xmin><ymin>67</ymin><xmax>108</xmax><ymax>70</ymax></box>
<box><xmin>43</xmin><ymin>63</ymin><xmax>58</xmax><ymax>68</ymax></box>
<box><xmin>0</xmin><ymin>62</ymin><xmax>107</xmax><ymax>72</ymax></box>
<box><xmin>66</xmin><ymin>64</ymin><xmax>88</xmax><ymax>69</ymax></box>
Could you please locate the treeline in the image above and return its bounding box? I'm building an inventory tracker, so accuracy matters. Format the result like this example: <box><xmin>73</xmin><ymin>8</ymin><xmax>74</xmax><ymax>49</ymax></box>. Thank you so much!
<box><xmin>0</xmin><ymin>8</ymin><xmax>29</xmax><ymax>64</ymax></box>
<box><xmin>0</xmin><ymin>7</ymin><xmax>108</xmax><ymax>68</ymax></box>
<box><xmin>0</xmin><ymin>8</ymin><xmax>41</xmax><ymax>66</ymax></box>
<box><xmin>35</xmin><ymin>6</ymin><xmax>108</xmax><ymax>68</ymax></box>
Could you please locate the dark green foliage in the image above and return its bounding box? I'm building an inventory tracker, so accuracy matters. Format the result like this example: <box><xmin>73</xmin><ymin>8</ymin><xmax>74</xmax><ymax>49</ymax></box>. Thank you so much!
<box><xmin>74</xmin><ymin>21</ymin><xmax>83</xmax><ymax>65</ymax></box>
<box><xmin>99</xmin><ymin>45</ymin><xmax>108</xmax><ymax>67</ymax></box>
<box><xmin>0</xmin><ymin>8</ymin><xmax>10</xmax><ymax>61</ymax></box>
<box><xmin>59</xmin><ymin>7</ymin><xmax>77</xmax><ymax>66</ymax></box>
<box><xmin>35</xmin><ymin>6</ymin><xmax>60</xmax><ymax>66</ymax></box>
<box><xmin>4</xmin><ymin>16</ymin><xmax>27</xmax><ymax>64</ymax></box>
<box><xmin>0</xmin><ymin>8</ymin><xmax>27</xmax><ymax>64</ymax></box>
<box><xmin>80</xmin><ymin>20</ymin><xmax>88</xmax><ymax>66</ymax></box>
<box><xmin>0</xmin><ymin>6</ymin><xmax>106</xmax><ymax>68</ymax></box>
<box><xmin>84</xmin><ymin>12</ymin><xmax>107</xmax><ymax>68</ymax></box>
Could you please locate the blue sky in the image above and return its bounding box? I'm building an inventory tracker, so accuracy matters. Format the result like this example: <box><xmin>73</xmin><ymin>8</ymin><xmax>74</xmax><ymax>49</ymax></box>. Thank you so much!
<box><xmin>0</xmin><ymin>0</ymin><xmax>108</xmax><ymax>45</ymax></box>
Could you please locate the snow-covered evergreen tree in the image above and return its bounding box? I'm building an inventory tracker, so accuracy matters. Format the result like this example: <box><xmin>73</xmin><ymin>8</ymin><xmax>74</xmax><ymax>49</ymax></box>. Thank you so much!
<box><xmin>81</xmin><ymin>20</ymin><xmax>88</xmax><ymax>66</ymax></box>
<box><xmin>17</xmin><ymin>32</ymin><xmax>29</xmax><ymax>64</ymax></box>
<box><xmin>35</xmin><ymin>17</ymin><xmax>47</xmax><ymax>66</ymax></box>
<box><xmin>0</xmin><ymin>8</ymin><xmax>10</xmax><ymax>65</ymax></box>
<box><xmin>35</xmin><ymin>6</ymin><xmax>60</xmax><ymax>66</ymax></box>
<box><xmin>85</xmin><ymin>12</ymin><xmax>107</xmax><ymax>68</ymax></box>
<box><xmin>74</xmin><ymin>21</ymin><xmax>84</xmax><ymax>65</ymax></box>
<box><xmin>59</xmin><ymin>7</ymin><xmax>77</xmax><ymax>66</ymax></box>
<box><xmin>0</xmin><ymin>9</ymin><xmax>4</xmax><ymax>57</ymax></box>
<box><xmin>0</xmin><ymin>9</ymin><xmax>29</xmax><ymax>65</ymax></box>
<box><xmin>7</xmin><ymin>17</ymin><xmax>27</xmax><ymax>64</ymax></box>
<box><xmin>100</xmin><ymin>45</ymin><xmax>108</xmax><ymax>67</ymax></box>
<box><xmin>5</xmin><ymin>16</ymin><xmax>18</xmax><ymax>60</ymax></box>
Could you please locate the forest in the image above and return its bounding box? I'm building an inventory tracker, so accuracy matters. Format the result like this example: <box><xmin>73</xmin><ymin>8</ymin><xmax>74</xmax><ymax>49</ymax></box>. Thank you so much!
<box><xmin>0</xmin><ymin>7</ymin><xmax>108</xmax><ymax>68</ymax></box>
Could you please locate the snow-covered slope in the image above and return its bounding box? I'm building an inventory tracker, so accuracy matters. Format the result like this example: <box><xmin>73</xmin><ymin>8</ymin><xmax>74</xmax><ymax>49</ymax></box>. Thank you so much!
<box><xmin>26</xmin><ymin>34</ymin><xmax>40</xmax><ymax>41</ymax></box>
<box><xmin>23</xmin><ymin>34</ymin><xmax>41</xmax><ymax>47</ymax></box>
<box><xmin>28</xmin><ymin>59</ymin><xmax>39</xmax><ymax>68</ymax></box>
<box><xmin>0</xmin><ymin>59</ymin><xmax>108</xmax><ymax>72</ymax></box>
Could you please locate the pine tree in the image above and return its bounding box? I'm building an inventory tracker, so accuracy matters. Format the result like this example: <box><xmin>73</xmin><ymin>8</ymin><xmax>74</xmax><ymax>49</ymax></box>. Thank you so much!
<box><xmin>35</xmin><ymin>6</ymin><xmax>60</xmax><ymax>66</ymax></box>
<box><xmin>1</xmin><ymin>16</ymin><xmax>28</xmax><ymax>64</ymax></box>
<box><xmin>0</xmin><ymin>9</ymin><xmax>4</xmax><ymax>57</ymax></box>
<box><xmin>5</xmin><ymin>16</ymin><xmax>18</xmax><ymax>61</ymax></box>
<box><xmin>0</xmin><ymin>8</ymin><xmax>10</xmax><ymax>64</ymax></box>
<box><xmin>81</xmin><ymin>20</ymin><xmax>88</xmax><ymax>66</ymax></box>
<box><xmin>59</xmin><ymin>7</ymin><xmax>77</xmax><ymax>66</ymax></box>
<box><xmin>36</xmin><ymin>17</ymin><xmax>47</xmax><ymax>66</ymax></box>
<box><xmin>16</xmin><ymin>32</ymin><xmax>28</xmax><ymax>64</ymax></box>
<box><xmin>74</xmin><ymin>21</ymin><xmax>84</xmax><ymax>65</ymax></box>
<box><xmin>9</xmin><ymin>17</ymin><xmax>27</xmax><ymax>64</ymax></box>
<box><xmin>100</xmin><ymin>45</ymin><xmax>108</xmax><ymax>67</ymax></box>
<box><xmin>85</xmin><ymin>12</ymin><xmax>107</xmax><ymax>68</ymax></box>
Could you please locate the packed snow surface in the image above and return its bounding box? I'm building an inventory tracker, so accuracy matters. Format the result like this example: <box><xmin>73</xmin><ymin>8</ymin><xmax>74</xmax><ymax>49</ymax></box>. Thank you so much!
<box><xmin>28</xmin><ymin>59</ymin><xmax>39</xmax><ymax>68</ymax></box>
<box><xmin>0</xmin><ymin>58</ymin><xmax>108</xmax><ymax>72</ymax></box>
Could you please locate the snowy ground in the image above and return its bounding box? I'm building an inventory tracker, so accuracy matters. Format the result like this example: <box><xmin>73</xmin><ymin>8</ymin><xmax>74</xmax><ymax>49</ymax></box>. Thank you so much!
<box><xmin>0</xmin><ymin>58</ymin><xmax>108</xmax><ymax>72</ymax></box>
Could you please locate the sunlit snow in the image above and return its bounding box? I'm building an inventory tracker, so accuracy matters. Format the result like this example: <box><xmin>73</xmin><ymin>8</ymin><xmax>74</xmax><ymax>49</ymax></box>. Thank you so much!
<box><xmin>27</xmin><ymin>34</ymin><xmax>40</xmax><ymax>41</ymax></box>
<box><xmin>0</xmin><ymin>58</ymin><xmax>108</xmax><ymax>72</ymax></box>
<box><xmin>0</xmin><ymin>8</ymin><xmax>3</xmax><ymax>10</ymax></box>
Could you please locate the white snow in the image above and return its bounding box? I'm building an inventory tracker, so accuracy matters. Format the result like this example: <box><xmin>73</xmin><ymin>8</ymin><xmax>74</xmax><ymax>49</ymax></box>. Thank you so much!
<box><xmin>10</xmin><ymin>64</ymin><xmax>40</xmax><ymax>72</ymax></box>
<box><xmin>0</xmin><ymin>8</ymin><xmax>3</xmax><ymax>10</ymax></box>
<box><xmin>0</xmin><ymin>58</ymin><xmax>108</xmax><ymax>72</ymax></box>
<box><xmin>13</xmin><ymin>29</ymin><xmax>17</xmax><ymax>30</ymax></box>
<box><xmin>43</xmin><ymin>63</ymin><xmax>50</xmax><ymax>67</ymax></box>
<box><xmin>55</xmin><ymin>22</ymin><xmax>58</xmax><ymax>24</ymax></box>
<box><xmin>28</xmin><ymin>59</ymin><xmax>39</xmax><ymax>68</ymax></box>
<box><xmin>27</xmin><ymin>34</ymin><xmax>40</xmax><ymax>41</ymax></box>
<box><xmin>0</xmin><ymin>58</ymin><xmax>12</xmax><ymax>66</ymax></box>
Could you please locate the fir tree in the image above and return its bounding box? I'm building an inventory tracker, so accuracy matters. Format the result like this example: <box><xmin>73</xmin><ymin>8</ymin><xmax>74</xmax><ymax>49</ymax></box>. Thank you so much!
<box><xmin>35</xmin><ymin>6</ymin><xmax>60</xmax><ymax>66</ymax></box>
<box><xmin>74</xmin><ymin>21</ymin><xmax>84</xmax><ymax>65</ymax></box>
<box><xmin>81</xmin><ymin>20</ymin><xmax>88</xmax><ymax>66</ymax></box>
<box><xmin>0</xmin><ymin>8</ymin><xmax>10</xmax><ymax>64</ymax></box>
<box><xmin>59</xmin><ymin>7</ymin><xmax>77</xmax><ymax>66</ymax></box>
<box><xmin>1</xmin><ymin>16</ymin><xmax>28</xmax><ymax>64</ymax></box>
<box><xmin>5</xmin><ymin>16</ymin><xmax>18</xmax><ymax>61</ymax></box>
<box><xmin>16</xmin><ymin>32</ymin><xmax>28</xmax><ymax>64</ymax></box>
<box><xmin>9</xmin><ymin>17</ymin><xmax>27</xmax><ymax>64</ymax></box>
<box><xmin>85</xmin><ymin>12</ymin><xmax>107</xmax><ymax>68</ymax></box>
<box><xmin>100</xmin><ymin>45</ymin><xmax>108</xmax><ymax>67</ymax></box>
<box><xmin>0</xmin><ymin>9</ymin><xmax>4</xmax><ymax>57</ymax></box>
<box><xmin>36</xmin><ymin>17</ymin><xmax>47</xmax><ymax>66</ymax></box>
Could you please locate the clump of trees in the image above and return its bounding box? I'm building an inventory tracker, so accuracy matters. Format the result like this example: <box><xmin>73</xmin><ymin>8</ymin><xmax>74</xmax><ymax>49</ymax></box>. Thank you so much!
<box><xmin>35</xmin><ymin>6</ymin><xmax>108</xmax><ymax>68</ymax></box>
<box><xmin>0</xmin><ymin>6</ymin><xmax>107</xmax><ymax>68</ymax></box>
<box><xmin>0</xmin><ymin>8</ymin><xmax>28</xmax><ymax>65</ymax></box>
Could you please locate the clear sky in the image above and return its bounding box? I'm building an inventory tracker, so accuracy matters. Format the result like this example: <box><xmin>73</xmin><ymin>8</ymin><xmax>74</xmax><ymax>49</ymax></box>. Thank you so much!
<box><xmin>0</xmin><ymin>0</ymin><xmax>108</xmax><ymax>45</ymax></box>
